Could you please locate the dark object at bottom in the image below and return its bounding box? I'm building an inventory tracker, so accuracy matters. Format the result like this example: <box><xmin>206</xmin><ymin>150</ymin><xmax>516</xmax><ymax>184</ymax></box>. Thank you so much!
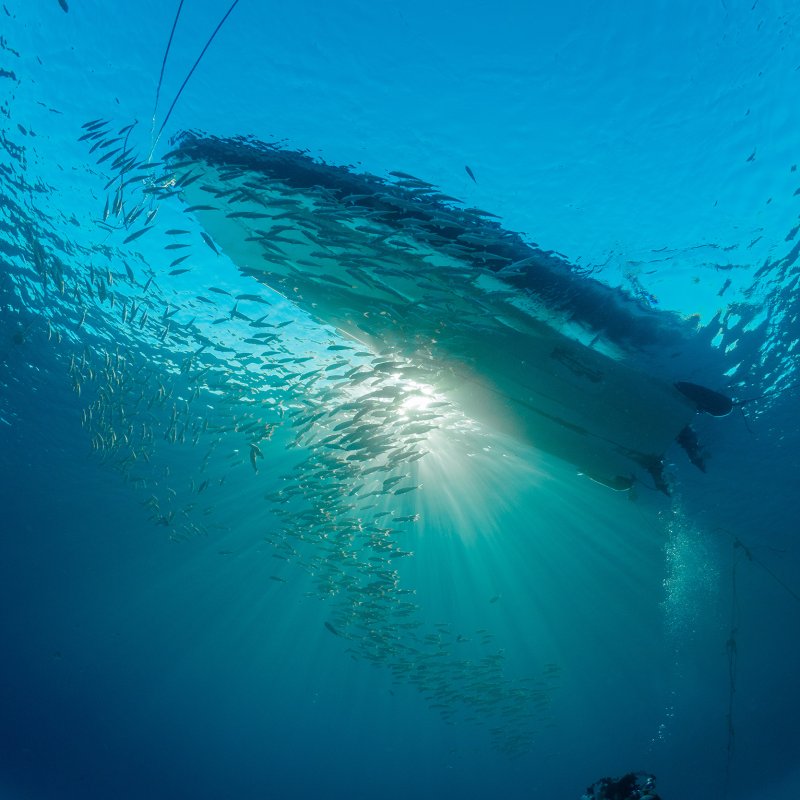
<box><xmin>582</xmin><ymin>772</ymin><xmax>661</xmax><ymax>800</ymax></box>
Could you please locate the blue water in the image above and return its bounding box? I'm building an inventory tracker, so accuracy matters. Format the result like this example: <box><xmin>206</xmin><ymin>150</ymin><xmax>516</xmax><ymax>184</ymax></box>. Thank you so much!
<box><xmin>1</xmin><ymin>2</ymin><xmax>799</xmax><ymax>799</ymax></box>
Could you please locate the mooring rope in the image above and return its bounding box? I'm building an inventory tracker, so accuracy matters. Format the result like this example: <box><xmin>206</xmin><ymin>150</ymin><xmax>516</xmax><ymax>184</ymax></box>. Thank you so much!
<box><xmin>148</xmin><ymin>0</ymin><xmax>242</xmax><ymax>160</ymax></box>
<box><xmin>722</xmin><ymin>534</ymin><xmax>799</xmax><ymax>798</ymax></box>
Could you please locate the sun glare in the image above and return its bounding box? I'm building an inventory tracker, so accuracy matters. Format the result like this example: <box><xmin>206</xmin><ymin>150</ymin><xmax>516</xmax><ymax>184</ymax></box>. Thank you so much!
<box><xmin>399</xmin><ymin>382</ymin><xmax>436</xmax><ymax>415</ymax></box>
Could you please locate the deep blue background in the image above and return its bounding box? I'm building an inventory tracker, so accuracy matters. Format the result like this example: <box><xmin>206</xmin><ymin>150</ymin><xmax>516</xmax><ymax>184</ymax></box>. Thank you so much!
<box><xmin>1</xmin><ymin>2</ymin><xmax>799</xmax><ymax>799</ymax></box>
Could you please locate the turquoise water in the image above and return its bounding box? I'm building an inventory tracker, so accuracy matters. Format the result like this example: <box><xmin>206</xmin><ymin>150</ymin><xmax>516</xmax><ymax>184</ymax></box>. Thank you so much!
<box><xmin>1</xmin><ymin>2</ymin><xmax>799</xmax><ymax>799</ymax></box>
